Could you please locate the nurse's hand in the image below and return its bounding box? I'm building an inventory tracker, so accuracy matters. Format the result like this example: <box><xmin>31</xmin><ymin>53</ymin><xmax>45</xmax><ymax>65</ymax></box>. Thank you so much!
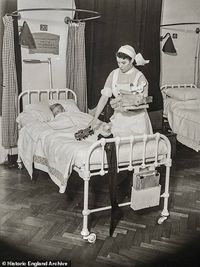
<box><xmin>88</xmin><ymin>118</ymin><xmax>98</xmax><ymax>130</ymax></box>
<box><xmin>110</xmin><ymin>96</ymin><xmax>122</xmax><ymax>110</ymax></box>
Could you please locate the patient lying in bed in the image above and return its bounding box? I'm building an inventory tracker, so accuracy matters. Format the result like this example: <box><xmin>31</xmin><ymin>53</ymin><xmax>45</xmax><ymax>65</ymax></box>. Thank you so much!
<box><xmin>49</xmin><ymin>102</ymin><xmax>144</xmax><ymax>140</ymax></box>
<box><xmin>50</xmin><ymin>103</ymin><xmax>65</xmax><ymax>117</ymax></box>
<box><xmin>49</xmin><ymin>103</ymin><xmax>109</xmax><ymax>140</ymax></box>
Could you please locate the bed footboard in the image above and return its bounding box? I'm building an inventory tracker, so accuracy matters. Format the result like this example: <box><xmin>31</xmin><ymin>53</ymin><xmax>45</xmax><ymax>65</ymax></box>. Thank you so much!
<box><xmin>80</xmin><ymin>133</ymin><xmax>171</xmax><ymax>243</ymax></box>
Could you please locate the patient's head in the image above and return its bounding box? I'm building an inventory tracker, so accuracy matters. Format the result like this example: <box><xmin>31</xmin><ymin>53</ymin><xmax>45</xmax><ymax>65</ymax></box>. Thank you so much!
<box><xmin>50</xmin><ymin>103</ymin><xmax>65</xmax><ymax>117</ymax></box>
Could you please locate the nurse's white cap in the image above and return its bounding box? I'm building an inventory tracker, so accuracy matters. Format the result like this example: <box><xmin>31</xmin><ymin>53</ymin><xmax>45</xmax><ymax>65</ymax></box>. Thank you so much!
<box><xmin>118</xmin><ymin>45</ymin><xmax>150</xmax><ymax>65</ymax></box>
<box><xmin>118</xmin><ymin>45</ymin><xmax>136</xmax><ymax>60</ymax></box>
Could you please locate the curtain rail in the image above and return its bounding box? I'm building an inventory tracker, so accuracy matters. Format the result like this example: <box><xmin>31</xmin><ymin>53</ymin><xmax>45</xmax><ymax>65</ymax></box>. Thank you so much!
<box><xmin>161</xmin><ymin>22</ymin><xmax>200</xmax><ymax>27</ymax></box>
<box><xmin>7</xmin><ymin>8</ymin><xmax>101</xmax><ymax>22</ymax></box>
<box><xmin>161</xmin><ymin>27</ymin><xmax>198</xmax><ymax>34</ymax></box>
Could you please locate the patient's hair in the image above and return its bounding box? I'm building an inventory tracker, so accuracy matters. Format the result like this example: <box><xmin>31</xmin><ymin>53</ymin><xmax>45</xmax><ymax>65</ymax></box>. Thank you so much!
<box><xmin>50</xmin><ymin>103</ymin><xmax>65</xmax><ymax>117</ymax></box>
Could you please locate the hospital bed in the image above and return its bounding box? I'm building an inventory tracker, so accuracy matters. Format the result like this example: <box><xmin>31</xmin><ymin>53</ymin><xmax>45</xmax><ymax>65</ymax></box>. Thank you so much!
<box><xmin>161</xmin><ymin>84</ymin><xmax>200</xmax><ymax>152</ymax></box>
<box><xmin>17</xmin><ymin>88</ymin><xmax>172</xmax><ymax>243</ymax></box>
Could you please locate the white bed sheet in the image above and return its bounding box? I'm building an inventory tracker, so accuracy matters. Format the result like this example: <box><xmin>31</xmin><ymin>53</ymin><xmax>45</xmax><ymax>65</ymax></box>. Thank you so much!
<box><xmin>18</xmin><ymin>110</ymin><xmax>168</xmax><ymax>193</ymax></box>
<box><xmin>164</xmin><ymin>98</ymin><xmax>200</xmax><ymax>151</ymax></box>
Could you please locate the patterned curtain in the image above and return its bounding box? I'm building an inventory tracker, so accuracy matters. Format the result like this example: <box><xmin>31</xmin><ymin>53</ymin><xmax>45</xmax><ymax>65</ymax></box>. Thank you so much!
<box><xmin>66</xmin><ymin>22</ymin><xmax>87</xmax><ymax>112</ymax></box>
<box><xmin>1</xmin><ymin>15</ymin><xmax>18</xmax><ymax>148</ymax></box>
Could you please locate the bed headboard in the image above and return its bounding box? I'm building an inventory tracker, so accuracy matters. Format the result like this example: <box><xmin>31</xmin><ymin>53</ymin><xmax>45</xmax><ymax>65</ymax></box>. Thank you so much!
<box><xmin>161</xmin><ymin>83</ymin><xmax>197</xmax><ymax>91</ymax></box>
<box><xmin>160</xmin><ymin>83</ymin><xmax>198</xmax><ymax>101</ymax></box>
<box><xmin>18</xmin><ymin>88</ymin><xmax>77</xmax><ymax>114</ymax></box>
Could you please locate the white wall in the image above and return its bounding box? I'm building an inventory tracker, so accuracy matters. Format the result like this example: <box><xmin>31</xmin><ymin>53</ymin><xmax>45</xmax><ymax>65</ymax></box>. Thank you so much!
<box><xmin>160</xmin><ymin>0</ymin><xmax>200</xmax><ymax>85</ymax></box>
<box><xmin>18</xmin><ymin>0</ymin><xmax>75</xmax><ymax>90</ymax></box>
<box><xmin>161</xmin><ymin>0</ymin><xmax>200</xmax><ymax>24</ymax></box>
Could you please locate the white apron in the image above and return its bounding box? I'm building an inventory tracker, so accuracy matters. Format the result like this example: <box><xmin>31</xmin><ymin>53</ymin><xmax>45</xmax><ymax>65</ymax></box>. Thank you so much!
<box><xmin>110</xmin><ymin>68</ymin><xmax>153</xmax><ymax>137</ymax></box>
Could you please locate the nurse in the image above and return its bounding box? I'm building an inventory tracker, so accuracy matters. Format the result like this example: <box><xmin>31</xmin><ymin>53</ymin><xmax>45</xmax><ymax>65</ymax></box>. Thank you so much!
<box><xmin>89</xmin><ymin>44</ymin><xmax>153</xmax><ymax>137</ymax></box>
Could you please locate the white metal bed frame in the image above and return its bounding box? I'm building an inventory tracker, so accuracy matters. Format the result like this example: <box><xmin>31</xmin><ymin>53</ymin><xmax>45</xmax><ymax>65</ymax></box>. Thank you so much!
<box><xmin>161</xmin><ymin>83</ymin><xmax>197</xmax><ymax>110</ymax></box>
<box><xmin>161</xmin><ymin>83</ymin><xmax>197</xmax><ymax>123</ymax></box>
<box><xmin>161</xmin><ymin>83</ymin><xmax>198</xmax><ymax>127</ymax></box>
<box><xmin>161</xmin><ymin>83</ymin><xmax>197</xmax><ymax>113</ymax></box>
<box><xmin>17</xmin><ymin>89</ymin><xmax>172</xmax><ymax>243</ymax></box>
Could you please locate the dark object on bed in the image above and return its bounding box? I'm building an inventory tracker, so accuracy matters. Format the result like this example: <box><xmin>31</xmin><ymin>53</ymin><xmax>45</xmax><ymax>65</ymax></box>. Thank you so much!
<box><xmin>99</xmin><ymin>97</ymin><xmax>114</xmax><ymax>123</ymax></box>
<box><xmin>75</xmin><ymin>126</ymin><xmax>94</xmax><ymax>141</ymax></box>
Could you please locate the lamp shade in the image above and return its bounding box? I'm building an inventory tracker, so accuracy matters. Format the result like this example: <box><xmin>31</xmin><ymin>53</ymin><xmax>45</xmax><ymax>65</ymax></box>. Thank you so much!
<box><xmin>162</xmin><ymin>35</ymin><xmax>177</xmax><ymax>55</ymax></box>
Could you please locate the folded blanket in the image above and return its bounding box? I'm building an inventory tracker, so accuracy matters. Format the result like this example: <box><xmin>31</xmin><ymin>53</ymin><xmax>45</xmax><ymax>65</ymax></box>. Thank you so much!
<box><xmin>110</xmin><ymin>95</ymin><xmax>152</xmax><ymax>111</ymax></box>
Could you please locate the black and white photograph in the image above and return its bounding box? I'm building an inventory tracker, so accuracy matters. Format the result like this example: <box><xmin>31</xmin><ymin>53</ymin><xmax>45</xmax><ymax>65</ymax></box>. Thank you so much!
<box><xmin>0</xmin><ymin>0</ymin><xmax>200</xmax><ymax>266</ymax></box>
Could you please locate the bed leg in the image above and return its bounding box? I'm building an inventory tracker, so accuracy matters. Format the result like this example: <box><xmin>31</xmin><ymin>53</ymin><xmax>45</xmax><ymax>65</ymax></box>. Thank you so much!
<box><xmin>81</xmin><ymin>178</ymin><xmax>90</xmax><ymax>237</ymax></box>
<box><xmin>17</xmin><ymin>154</ymin><xmax>22</xmax><ymax>169</ymax></box>
<box><xmin>158</xmin><ymin>165</ymin><xmax>171</xmax><ymax>224</ymax></box>
<box><xmin>81</xmin><ymin>178</ymin><xmax>96</xmax><ymax>243</ymax></box>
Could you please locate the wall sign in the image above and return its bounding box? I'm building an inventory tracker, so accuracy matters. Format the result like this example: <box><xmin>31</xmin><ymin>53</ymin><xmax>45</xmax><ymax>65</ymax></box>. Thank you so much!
<box><xmin>29</xmin><ymin>32</ymin><xmax>60</xmax><ymax>55</ymax></box>
<box><xmin>40</xmin><ymin>24</ymin><xmax>48</xmax><ymax>31</ymax></box>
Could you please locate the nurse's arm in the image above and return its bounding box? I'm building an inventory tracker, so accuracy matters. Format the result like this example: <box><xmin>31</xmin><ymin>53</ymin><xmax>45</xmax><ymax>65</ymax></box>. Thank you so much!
<box><xmin>139</xmin><ymin>75</ymin><xmax>149</xmax><ymax>97</ymax></box>
<box><xmin>89</xmin><ymin>95</ymin><xmax>109</xmax><ymax>128</ymax></box>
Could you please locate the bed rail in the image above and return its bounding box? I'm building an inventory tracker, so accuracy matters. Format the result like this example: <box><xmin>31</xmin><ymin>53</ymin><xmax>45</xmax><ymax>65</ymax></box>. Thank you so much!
<box><xmin>18</xmin><ymin>88</ymin><xmax>77</xmax><ymax>114</ymax></box>
<box><xmin>83</xmin><ymin>133</ymin><xmax>171</xmax><ymax>178</ymax></box>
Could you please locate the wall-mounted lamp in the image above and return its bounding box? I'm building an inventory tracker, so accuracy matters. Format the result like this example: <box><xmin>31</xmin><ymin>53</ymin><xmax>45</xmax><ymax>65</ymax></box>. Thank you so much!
<box><xmin>23</xmin><ymin>58</ymin><xmax>53</xmax><ymax>89</ymax></box>
<box><xmin>160</xmin><ymin>33</ymin><xmax>177</xmax><ymax>55</ymax></box>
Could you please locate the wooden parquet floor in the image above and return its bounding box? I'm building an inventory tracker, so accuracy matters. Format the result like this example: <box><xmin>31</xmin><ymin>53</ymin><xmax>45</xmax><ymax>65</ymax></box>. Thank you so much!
<box><xmin>1</xmin><ymin>143</ymin><xmax>200</xmax><ymax>266</ymax></box>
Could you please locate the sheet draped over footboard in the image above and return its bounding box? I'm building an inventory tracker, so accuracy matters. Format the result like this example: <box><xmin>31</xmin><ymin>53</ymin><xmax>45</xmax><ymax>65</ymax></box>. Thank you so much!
<box><xmin>18</xmin><ymin>111</ymin><xmax>95</xmax><ymax>191</ymax></box>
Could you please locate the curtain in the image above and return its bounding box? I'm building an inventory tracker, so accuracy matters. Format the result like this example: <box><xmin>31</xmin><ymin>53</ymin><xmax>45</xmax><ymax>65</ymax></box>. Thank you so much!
<box><xmin>75</xmin><ymin>0</ymin><xmax>163</xmax><ymax>111</ymax></box>
<box><xmin>1</xmin><ymin>15</ymin><xmax>18</xmax><ymax>148</ymax></box>
<box><xmin>66</xmin><ymin>22</ymin><xmax>87</xmax><ymax>112</ymax></box>
<box><xmin>195</xmin><ymin>33</ymin><xmax>200</xmax><ymax>87</ymax></box>
<box><xmin>13</xmin><ymin>16</ymin><xmax>22</xmax><ymax>97</ymax></box>
<box><xmin>0</xmin><ymin>0</ymin><xmax>18</xmax><ymax>115</ymax></box>
<box><xmin>0</xmin><ymin>13</ymin><xmax>4</xmax><ymax>116</ymax></box>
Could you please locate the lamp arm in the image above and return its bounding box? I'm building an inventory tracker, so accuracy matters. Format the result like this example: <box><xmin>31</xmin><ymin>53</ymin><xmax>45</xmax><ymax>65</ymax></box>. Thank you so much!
<box><xmin>160</xmin><ymin>33</ymin><xmax>170</xmax><ymax>41</ymax></box>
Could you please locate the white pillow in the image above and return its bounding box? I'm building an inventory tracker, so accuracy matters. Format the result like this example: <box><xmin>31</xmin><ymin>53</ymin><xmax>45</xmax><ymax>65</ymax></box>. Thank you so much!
<box><xmin>24</xmin><ymin>103</ymin><xmax>54</xmax><ymax>122</ymax></box>
<box><xmin>163</xmin><ymin>87</ymin><xmax>200</xmax><ymax>101</ymax></box>
<box><xmin>48</xmin><ymin>99</ymin><xmax>80</xmax><ymax>112</ymax></box>
<box><xmin>17</xmin><ymin>100</ymin><xmax>79</xmax><ymax>126</ymax></box>
<box><xmin>16</xmin><ymin>112</ymin><xmax>38</xmax><ymax>127</ymax></box>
